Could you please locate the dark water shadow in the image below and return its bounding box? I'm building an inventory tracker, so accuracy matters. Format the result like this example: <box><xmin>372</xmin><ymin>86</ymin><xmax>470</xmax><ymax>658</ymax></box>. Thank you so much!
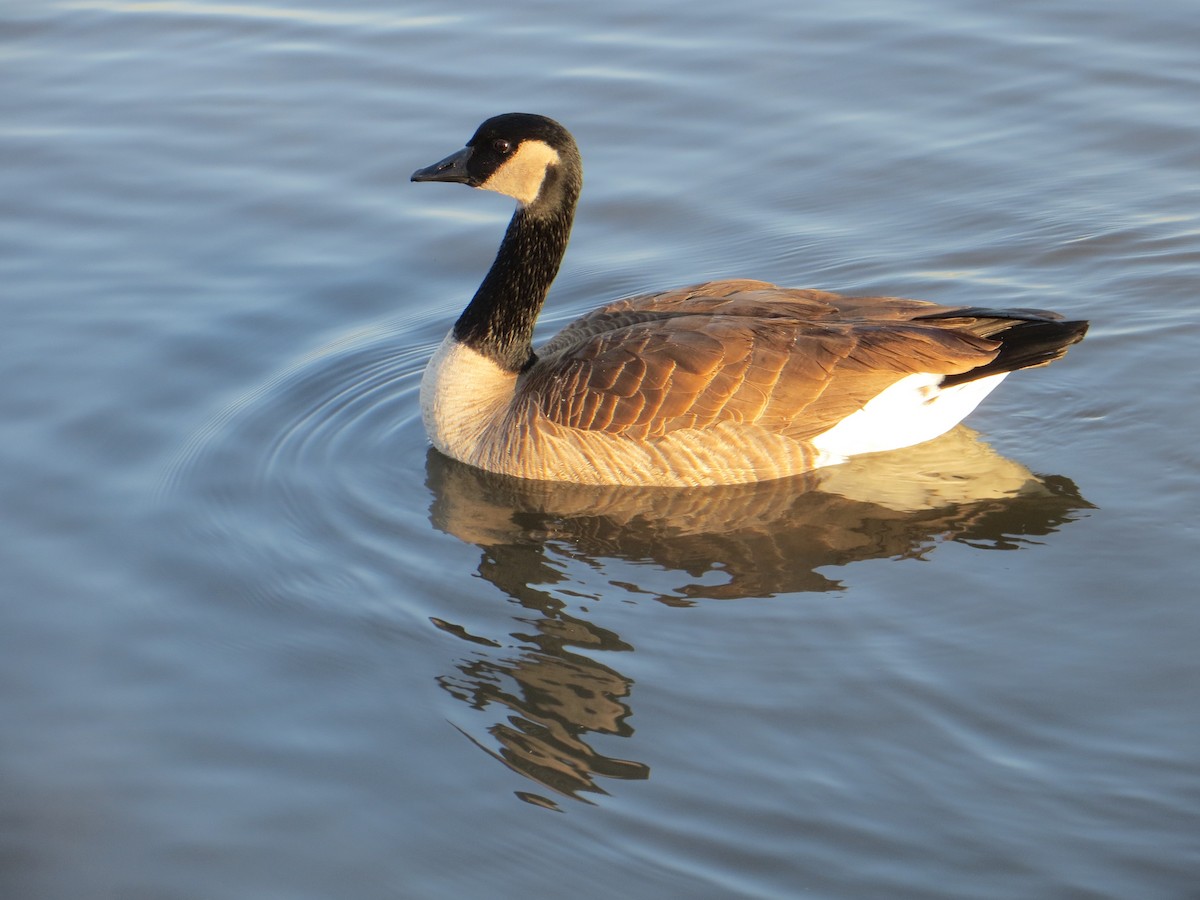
<box><xmin>423</xmin><ymin>427</ymin><xmax>1093</xmax><ymax>808</ymax></box>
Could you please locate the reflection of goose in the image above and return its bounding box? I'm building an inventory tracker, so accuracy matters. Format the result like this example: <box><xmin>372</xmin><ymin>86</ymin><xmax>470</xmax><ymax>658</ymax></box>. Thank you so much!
<box><xmin>424</xmin><ymin>427</ymin><xmax>1089</xmax><ymax>805</ymax></box>
<box><xmin>412</xmin><ymin>113</ymin><xmax>1087</xmax><ymax>486</ymax></box>
<box><xmin>426</xmin><ymin>426</ymin><xmax>1092</xmax><ymax>599</ymax></box>
<box><xmin>424</xmin><ymin>428</ymin><xmax>1089</xmax><ymax>805</ymax></box>
<box><xmin>436</xmin><ymin>639</ymin><xmax>648</xmax><ymax>807</ymax></box>
<box><xmin>430</xmin><ymin>534</ymin><xmax>650</xmax><ymax>808</ymax></box>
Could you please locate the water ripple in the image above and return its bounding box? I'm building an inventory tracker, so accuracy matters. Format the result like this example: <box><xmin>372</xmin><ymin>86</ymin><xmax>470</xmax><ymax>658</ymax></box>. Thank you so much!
<box><xmin>62</xmin><ymin>1</ymin><xmax>460</xmax><ymax>31</ymax></box>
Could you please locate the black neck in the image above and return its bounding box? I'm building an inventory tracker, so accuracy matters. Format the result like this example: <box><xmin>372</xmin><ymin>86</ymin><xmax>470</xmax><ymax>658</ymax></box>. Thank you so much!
<box><xmin>453</xmin><ymin>175</ymin><xmax>579</xmax><ymax>373</ymax></box>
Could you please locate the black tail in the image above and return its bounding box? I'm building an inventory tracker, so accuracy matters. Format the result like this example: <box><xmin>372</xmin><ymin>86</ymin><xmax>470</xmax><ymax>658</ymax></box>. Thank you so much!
<box><xmin>915</xmin><ymin>308</ymin><xmax>1089</xmax><ymax>388</ymax></box>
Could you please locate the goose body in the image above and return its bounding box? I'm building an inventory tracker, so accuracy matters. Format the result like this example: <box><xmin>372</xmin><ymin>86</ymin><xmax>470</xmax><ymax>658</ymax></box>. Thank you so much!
<box><xmin>412</xmin><ymin>113</ymin><xmax>1087</xmax><ymax>487</ymax></box>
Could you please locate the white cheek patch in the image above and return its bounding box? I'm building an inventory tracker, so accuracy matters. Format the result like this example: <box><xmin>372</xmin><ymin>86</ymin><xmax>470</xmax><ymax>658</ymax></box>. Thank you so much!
<box><xmin>479</xmin><ymin>140</ymin><xmax>561</xmax><ymax>206</ymax></box>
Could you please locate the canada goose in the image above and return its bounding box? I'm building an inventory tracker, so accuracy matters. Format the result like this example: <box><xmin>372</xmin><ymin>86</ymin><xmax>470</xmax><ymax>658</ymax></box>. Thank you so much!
<box><xmin>412</xmin><ymin>113</ymin><xmax>1087</xmax><ymax>487</ymax></box>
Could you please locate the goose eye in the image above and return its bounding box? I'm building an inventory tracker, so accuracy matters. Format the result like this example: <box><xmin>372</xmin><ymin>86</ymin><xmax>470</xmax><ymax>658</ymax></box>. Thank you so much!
<box><xmin>492</xmin><ymin>139</ymin><xmax>512</xmax><ymax>154</ymax></box>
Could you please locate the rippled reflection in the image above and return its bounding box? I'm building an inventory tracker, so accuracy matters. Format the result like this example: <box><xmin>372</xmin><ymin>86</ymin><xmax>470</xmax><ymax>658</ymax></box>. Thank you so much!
<box><xmin>434</xmin><ymin>625</ymin><xmax>646</xmax><ymax>807</ymax></box>
<box><xmin>425</xmin><ymin>428</ymin><xmax>1092</xmax><ymax>804</ymax></box>
<box><xmin>428</xmin><ymin>427</ymin><xmax>1092</xmax><ymax>600</ymax></box>
<box><xmin>428</xmin><ymin>514</ymin><xmax>648</xmax><ymax>808</ymax></box>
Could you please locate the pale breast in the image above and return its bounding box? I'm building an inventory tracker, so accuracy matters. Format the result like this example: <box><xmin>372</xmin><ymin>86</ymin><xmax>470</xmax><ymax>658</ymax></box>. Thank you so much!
<box><xmin>420</xmin><ymin>335</ymin><xmax>519</xmax><ymax>463</ymax></box>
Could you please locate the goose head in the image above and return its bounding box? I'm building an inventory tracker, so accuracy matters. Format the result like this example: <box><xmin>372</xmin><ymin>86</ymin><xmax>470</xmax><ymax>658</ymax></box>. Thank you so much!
<box><xmin>411</xmin><ymin>113</ymin><xmax>581</xmax><ymax>214</ymax></box>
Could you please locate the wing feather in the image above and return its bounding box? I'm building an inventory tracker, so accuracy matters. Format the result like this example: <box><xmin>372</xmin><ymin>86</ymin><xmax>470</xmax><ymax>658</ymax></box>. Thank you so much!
<box><xmin>519</xmin><ymin>280</ymin><xmax>1008</xmax><ymax>441</ymax></box>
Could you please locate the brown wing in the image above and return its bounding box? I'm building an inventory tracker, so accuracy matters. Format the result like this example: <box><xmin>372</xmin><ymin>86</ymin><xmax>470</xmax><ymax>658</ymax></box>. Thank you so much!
<box><xmin>521</xmin><ymin>280</ymin><xmax>1003</xmax><ymax>441</ymax></box>
<box><xmin>537</xmin><ymin>279</ymin><xmax>847</xmax><ymax>352</ymax></box>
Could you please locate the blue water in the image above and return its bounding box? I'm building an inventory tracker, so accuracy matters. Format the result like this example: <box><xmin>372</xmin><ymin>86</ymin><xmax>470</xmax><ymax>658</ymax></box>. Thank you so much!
<box><xmin>3</xmin><ymin>1</ymin><xmax>1198</xmax><ymax>897</ymax></box>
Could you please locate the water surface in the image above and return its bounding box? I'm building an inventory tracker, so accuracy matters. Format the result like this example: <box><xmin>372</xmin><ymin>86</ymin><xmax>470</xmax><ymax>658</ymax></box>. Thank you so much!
<box><xmin>3</xmin><ymin>1</ymin><xmax>1198</xmax><ymax>897</ymax></box>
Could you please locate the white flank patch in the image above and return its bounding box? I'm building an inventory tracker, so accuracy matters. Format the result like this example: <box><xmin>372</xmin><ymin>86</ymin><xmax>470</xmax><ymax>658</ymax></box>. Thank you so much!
<box><xmin>479</xmin><ymin>140</ymin><xmax>561</xmax><ymax>206</ymax></box>
<box><xmin>420</xmin><ymin>334</ymin><xmax>517</xmax><ymax>461</ymax></box>
<box><xmin>810</xmin><ymin>371</ymin><xmax>1008</xmax><ymax>461</ymax></box>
